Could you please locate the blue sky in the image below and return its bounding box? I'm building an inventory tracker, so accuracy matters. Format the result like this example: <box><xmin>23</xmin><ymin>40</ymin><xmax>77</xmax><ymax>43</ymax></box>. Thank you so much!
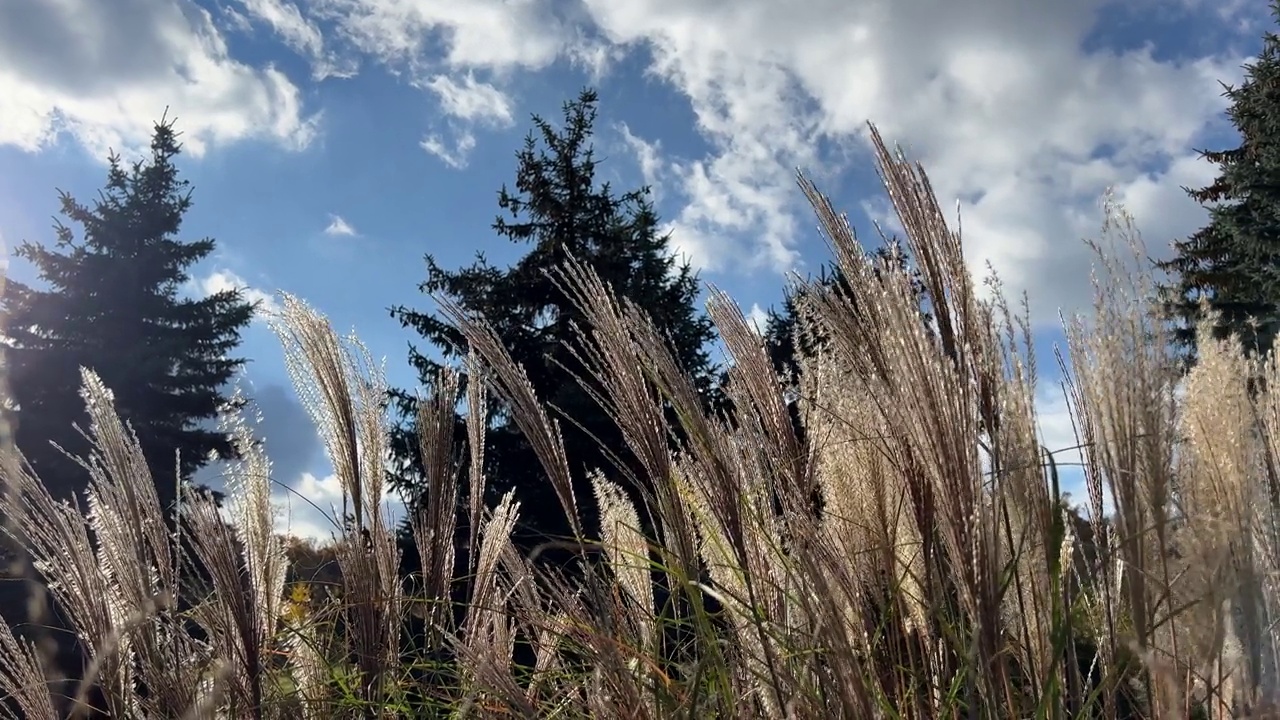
<box><xmin>0</xmin><ymin>0</ymin><xmax>1269</xmax><ymax>539</ymax></box>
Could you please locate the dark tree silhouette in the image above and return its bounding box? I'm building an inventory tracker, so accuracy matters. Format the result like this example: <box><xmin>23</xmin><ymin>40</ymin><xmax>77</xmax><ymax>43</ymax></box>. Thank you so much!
<box><xmin>1156</xmin><ymin>2</ymin><xmax>1280</xmax><ymax>364</ymax></box>
<box><xmin>0</xmin><ymin>115</ymin><xmax>255</xmax><ymax>714</ymax></box>
<box><xmin>388</xmin><ymin>88</ymin><xmax>719</xmax><ymax>555</ymax></box>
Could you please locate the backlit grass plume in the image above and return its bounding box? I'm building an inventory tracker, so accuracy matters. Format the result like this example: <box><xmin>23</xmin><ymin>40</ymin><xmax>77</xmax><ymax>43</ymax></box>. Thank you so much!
<box><xmin>3</xmin><ymin>123</ymin><xmax>1280</xmax><ymax>718</ymax></box>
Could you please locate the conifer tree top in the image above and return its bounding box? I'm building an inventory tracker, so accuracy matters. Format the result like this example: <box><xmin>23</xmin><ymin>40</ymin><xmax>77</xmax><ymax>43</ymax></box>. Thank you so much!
<box><xmin>1</xmin><ymin>115</ymin><xmax>254</xmax><ymax>508</ymax></box>
<box><xmin>387</xmin><ymin>90</ymin><xmax>718</xmax><ymax>541</ymax></box>
<box><xmin>1155</xmin><ymin>2</ymin><xmax>1280</xmax><ymax>363</ymax></box>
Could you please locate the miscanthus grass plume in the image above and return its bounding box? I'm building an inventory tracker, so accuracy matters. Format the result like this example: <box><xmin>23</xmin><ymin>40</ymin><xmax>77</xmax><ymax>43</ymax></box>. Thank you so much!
<box><xmin>3</xmin><ymin>125</ymin><xmax>1280</xmax><ymax>718</ymax></box>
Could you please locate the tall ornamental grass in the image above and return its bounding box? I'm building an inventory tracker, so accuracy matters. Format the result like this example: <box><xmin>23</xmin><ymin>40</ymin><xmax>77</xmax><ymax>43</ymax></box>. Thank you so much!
<box><xmin>1</xmin><ymin>126</ymin><xmax>1278</xmax><ymax>718</ymax></box>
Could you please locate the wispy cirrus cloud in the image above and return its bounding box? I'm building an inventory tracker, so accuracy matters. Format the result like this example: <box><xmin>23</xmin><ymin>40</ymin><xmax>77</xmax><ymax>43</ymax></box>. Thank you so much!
<box><xmin>417</xmin><ymin>73</ymin><xmax>515</xmax><ymax>168</ymax></box>
<box><xmin>420</xmin><ymin>130</ymin><xmax>477</xmax><ymax>170</ymax></box>
<box><xmin>424</xmin><ymin>73</ymin><xmax>514</xmax><ymax>126</ymax></box>
<box><xmin>323</xmin><ymin>214</ymin><xmax>358</xmax><ymax>237</ymax></box>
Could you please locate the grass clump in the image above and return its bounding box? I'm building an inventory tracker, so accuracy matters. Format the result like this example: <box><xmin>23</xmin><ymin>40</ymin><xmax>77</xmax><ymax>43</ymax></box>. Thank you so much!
<box><xmin>1</xmin><ymin>126</ymin><xmax>1279</xmax><ymax>718</ymax></box>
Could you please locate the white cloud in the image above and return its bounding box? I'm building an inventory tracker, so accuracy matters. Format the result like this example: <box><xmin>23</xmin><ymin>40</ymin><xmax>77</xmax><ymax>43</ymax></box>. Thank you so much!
<box><xmin>421</xmin><ymin>129</ymin><xmax>477</xmax><ymax>169</ymax></box>
<box><xmin>271</xmin><ymin>472</ymin><xmax>342</xmax><ymax>541</ymax></box>
<box><xmin>231</xmin><ymin>0</ymin><xmax>356</xmax><ymax>80</ymax></box>
<box><xmin>1111</xmin><ymin>153</ymin><xmax>1219</xmax><ymax>260</ymax></box>
<box><xmin>305</xmin><ymin>0</ymin><xmax>582</xmax><ymax>170</ymax></box>
<box><xmin>1188</xmin><ymin>0</ymin><xmax>1271</xmax><ymax>32</ymax></box>
<box><xmin>573</xmin><ymin>0</ymin><xmax>1247</xmax><ymax>322</ymax></box>
<box><xmin>746</xmin><ymin>303</ymin><xmax>769</xmax><ymax>336</ymax></box>
<box><xmin>618</xmin><ymin>123</ymin><xmax>667</xmax><ymax>197</ymax></box>
<box><xmin>415</xmin><ymin>74</ymin><xmax>514</xmax><ymax>168</ymax></box>
<box><xmin>236</xmin><ymin>0</ymin><xmax>323</xmax><ymax>61</ymax></box>
<box><xmin>424</xmin><ymin>74</ymin><xmax>514</xmax><ymax>126</ymax></box>
<box><xmin>273</xmin><ymin>471</ymin><xmax>405</xmax><ymax>541</ymax></box>
<box><xmin>324</xmin><ymin>214</ymin><xmax>359</xmax><ymax>237</ymax></box>
<box><xmin>566</xmin><ymin>29</ymin><xmax>625</xmax><ymax>82</ymax></box>
<box><xmin>297</xmin><ymin>471</ymin><xmax>345</xmax><ymax>504</ymax></box>
<box><xmin>313</xmin><ymin>0</ymin><xmax>567</xmax><ymax>73</ymax></box>
<box><xmin>661</xmin><ymin>219</ymin><xmax>728</xmax><ymax>273</ymax></box>
<box><xmin>0</xmin><ymin>0</ymin><xmax>318</xmax><ymax>159</ymax></box>
<box><xmin>18</xmin><ymin>0</ymin><xmax>1248</xmax><ymax>332</ymax></box>
<box><xmin>219</xmin><ymin>5</ymin><xmax>256</xmax><ymax>34</ymax></box>
<box><xmin>618</xmin><ymin>126</ymin><xmax>743</xmax><ymax>272</ymax></box>
<box><xmin>192</xmin><ymin>268</ymin><xmax>281</xmax><ymax>320</ymax></box>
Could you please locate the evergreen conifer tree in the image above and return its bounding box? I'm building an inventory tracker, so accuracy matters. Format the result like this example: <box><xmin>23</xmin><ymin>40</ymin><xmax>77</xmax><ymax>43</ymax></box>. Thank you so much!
<box><xmin>0</xmin><ymin>115</ymin><xmax>255</xmax><ymax>712</ymax></box>
<box><xmin>388</xmin><ymin>89</ymin><xmax>718</xmax><ymax>554</ymax></box>
<box><xmin>1</xmin><ymin>116</ymin><xmax>255</xmax><ymax>513</ymax></box>
<box><xmin>1156</xmin><ymin>2</ymin><xmax>1280</xmax><ymax>362</ymax></box>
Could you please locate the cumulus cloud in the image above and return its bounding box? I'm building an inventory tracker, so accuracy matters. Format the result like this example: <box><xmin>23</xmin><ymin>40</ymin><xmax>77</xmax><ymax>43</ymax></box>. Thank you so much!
<box><xmin>313</xmin><ymin>0</ymin><xmax>566</xmax><ymax>73</ymax></box>
<box><xmin>192</xmin><ymin>268</ymin><xmax>281</xmax><ymax>320</ymax></box>
<box><xmin>572</xmin><ymin>0</ymin><xmax>1247</xmax><ymax>322</ymax></box>
<box><xmin>1110</xmin><ymin>153</ymin><xmax>1220</xmax><ymax>261</ymax></box>
<box><xmin>324</xmin><ymin>214</ymin><xmax>359</xmax><ymax>237</ymax></box>
<box><xmin>18</xmin><ymin>0</ymin><xmax>1251</xmax><ymax>331</ymax></box>
<box><xmin>277</xmin><ymin>471</ymin><xmax>347</xmax><ymax>541</ymax></box>
<box><xmin>0</xmin><ymin>0</ymin><xmax>319</xmax><ymax>159</ymax></box>
<box><xmin>304</xmin><ymin>0</ymin><xmax>581</xmax><ymax>171</ymax></box>
<box><xmin>274</xmin><ymin>471</ymin><xmax>405</xmax><ymax>541</ymax></box>
<box><xmin>746</xmin><ymin>303</ymin><xmax>769</xmax><ymax>336</ymax></box>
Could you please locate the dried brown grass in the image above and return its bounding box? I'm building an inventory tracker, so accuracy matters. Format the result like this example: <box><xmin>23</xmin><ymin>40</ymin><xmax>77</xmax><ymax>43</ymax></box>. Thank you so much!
<box><xmin>1</xmin><ymin>125</ymin><xmax>1279</xmax><ymax>718</ymax></box>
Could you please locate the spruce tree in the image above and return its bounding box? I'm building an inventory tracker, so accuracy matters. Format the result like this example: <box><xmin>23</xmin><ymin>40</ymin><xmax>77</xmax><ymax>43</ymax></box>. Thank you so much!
<box><xmin>1156</xmin><ymin>3</ymin><xmax>1280</xmax><ymax>362</ymax></box>
<box><xmin>1</xmin><ymin>116</ymin><xmax>255</xmax><ymax>513</ymax></box>
<box><xmin>388</xmin><ymin>89</ymin><xmax>718</xmax><ymax>554</ymax></box>
<box><xmin>0</xmin><ymin>116</ymin><xmax>254</xmax><ymax>713</ymax></box>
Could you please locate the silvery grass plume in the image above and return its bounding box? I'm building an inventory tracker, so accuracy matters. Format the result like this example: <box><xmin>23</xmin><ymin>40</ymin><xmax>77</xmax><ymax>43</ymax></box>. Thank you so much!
<box><xmin>553</xmin><ymin>256</ymin><xmax>771</xmax><ymax>715</ymax></box>
<box><xmin>463</xmin><ymin>349</ymin><xmax>490</xmax><ymax>586</ymax></box>
<box><xmin>0</xmin><ymin>369</ymin><xmax>211</xmax><ymax>719</ymax></box>
<box><xmin>554</xmin><ymin>228</ymin><xmax>836</xmax><ymax>715</ymax></box>
<box><xmin>0</xmin><ymin>264</ymin><xmax>60</xmax><ymax>720</ymax></box>
<box><xmin>790</xmin><ymin>130</ymin><xmax>1032</xmax><ymax>715</ymax></box>
<box><xmin>0</xmin><ymin>365</ymin><xmax>312</xmax><ymax>719</ymax></box>
<box><xmin>431</xmin><ymin>294</ymin><xmax>582</xmax><ymax>543</ymax></box>
<box><xmin>1249</xmin><ymin>341</ymin><xmax>1280</xmax><ymax>712</ymax></box>
<box><xmin>181</xmin><ymin>387</ymin><xmax>289</xmax><ymax>719</ymax></box>
<box><xmin>1164</xmin><ymin>302</ymin><xmax>1280</xmax><ymax>714</ymax></box>
<box><xmin>588</xmin><ymin>469</ymin><xmax>655</xmax><ymax>663</ymax></box>
<box><xmin>431</xmin><ymin>256</ymin><xmax>712</xmax><ymax>718</ymax></box>
<box><xmin>10</xmin><ymin>119</ymin><xmax>1280</xmax><ymax>720</ymax></box>
<box><xmin>269</xmin><ymin>294</ymin><xmax>403</xmax><ymax>714</ymax></box>
<box><xmin>512</xmin><ymin>125</ymin><xmax>1099</xmax><ymax>717</ymax></box>
<box><xmin>1056</xmin><ymin>195</ymin><xmax>1202</xmax><ymax>717</ymax></box>
<box><xmin>450</xmin><ymin>490</ymin><xmax>537</xmax><ymax>716</ymax></box>
<box><xmin>429</xmin><ymin>289</ymin><xmax>628</xmax><ymax>714</ymax></box>
<box><xmin>410</xmin><ymin>364</ymin><xmax>460</xmax><ymax>652</ymax></box>
<box><xmin>1054</xmin><ymin>193</ymin><xmax>1280</xmax><ymax>716</ymax></box>
<box><xmin>0</xmin><ymin>291</ymin><xmax>419</xmax><ymax>718</ymax></box>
